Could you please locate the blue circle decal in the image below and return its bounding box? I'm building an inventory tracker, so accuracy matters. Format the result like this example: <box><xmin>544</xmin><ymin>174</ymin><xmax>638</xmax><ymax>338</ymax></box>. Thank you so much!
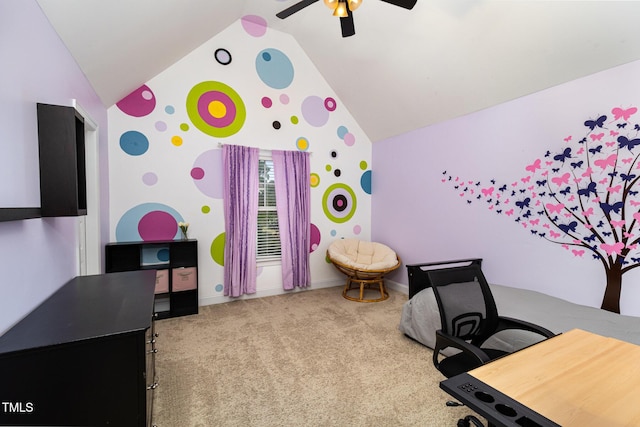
<box><xmin>255</xmin><ymin>48</ymin><xmax>294</xmax><ymax>89</ymax></box>
<box><xmin>120</xmin><ymin>130</ymin><xmax>149</xmax><ymax>156</ymax></box>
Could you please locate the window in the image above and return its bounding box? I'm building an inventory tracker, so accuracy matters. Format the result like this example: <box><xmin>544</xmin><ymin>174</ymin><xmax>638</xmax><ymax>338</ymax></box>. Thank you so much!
<box><xmin>257</xmin><ymin>158</ymin><xmax>281</xmax><ymax>261</ymax></box>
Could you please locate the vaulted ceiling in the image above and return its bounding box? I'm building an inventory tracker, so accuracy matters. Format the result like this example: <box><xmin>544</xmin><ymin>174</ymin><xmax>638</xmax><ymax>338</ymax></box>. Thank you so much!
<box><xmin>36</xmin><ymin>0</ymin><xmax>640</xmax><ymax>142</ymax></box>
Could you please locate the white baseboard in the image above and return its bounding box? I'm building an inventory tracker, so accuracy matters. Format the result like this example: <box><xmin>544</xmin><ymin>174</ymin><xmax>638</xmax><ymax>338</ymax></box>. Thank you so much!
<box><xmin>199</xmin><ymin>279</ymin><xmax>344</xmax><ymax>306</ymax></box>
<box><xmin>385</xmin><ymin>279</ymin><xmax>408</xmax><ymax>295</ymax></box>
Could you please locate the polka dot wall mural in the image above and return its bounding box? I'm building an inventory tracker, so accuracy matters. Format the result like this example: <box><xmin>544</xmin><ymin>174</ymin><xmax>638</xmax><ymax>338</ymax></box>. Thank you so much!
<box><xmin>296</xmin><ymin>137</ymin><xmax>309</xmax><ymax>151</ymax></box>
<box><xmin>360</xmin><ymin>161</ymin><xmax>372</xmax><ymax>194</ymax></box>
<box><xmin>214</xmin><ymin>48</ymin><xmax>232</xmax><ymax>65</ymax></box>
<box><xmin>116</xmin><ymin>85</ymin><xmax>156</xmax><ymax>117</ymax></box>
<box><xmin>310</xmin><ymin>173</ymin><xmax>320</xmax><ymax>188</ymax></box>
<box><xmin>241</xmin><ymin>15</ymin><xmax>268</xmax><ymax>37</ymax></box>
<box><xmin>337</xmin><ymin>125</ymin><xmax>356</xmax><ymax>146</ymax></box>
<box><xmin>323</xmin><ymin>183</ymin><xmax>357</xmax><ymax>223</ymax></box>
<box><xmin>211</xmin><ymin>232</ymin><xmax>226</xmax><ymax>266</ymax></box>
<box><xmin>142</xmin><ymin>172</ymin><xmax>158</xmax><ymax>186</ymax></box>
<box><xmin>302</xmin><ymin>95</ymin><xmax>331</xmax><ymax>127</ymax></box>
<box><xmin>256</xmin><ymin>48</ymin><xmax>294</xmax><ymax>89</ymax></box>
<box><xmin>310</xmin><ymin>223</ymin><xmax>321</xmax><ymax>252</ymax></box>
<box><xmin>119</xmin><ymin>130</ymin><xmax>149</xmax><ymax>156</ymax></box>
<box><xmin>186</xmin><ymin>81</ymin><xmax>246</xmax><ymax>138</ymax></box>
<box><xmin>115</xmin><ymin>203</ymin><xmax>185</xmax><ymax>242</ymax></box>
<box><xmin>191</xmin><ymin>149</ymin><xmax>224</xmax><ymax>199</ymax></box>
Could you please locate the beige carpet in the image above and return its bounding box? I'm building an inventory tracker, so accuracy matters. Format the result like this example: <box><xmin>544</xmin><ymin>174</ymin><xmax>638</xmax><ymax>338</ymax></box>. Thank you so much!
<box><xmin>152</xmin><ymin>286</ymin><xmax>484</xmax><ymax>426</ymax></box>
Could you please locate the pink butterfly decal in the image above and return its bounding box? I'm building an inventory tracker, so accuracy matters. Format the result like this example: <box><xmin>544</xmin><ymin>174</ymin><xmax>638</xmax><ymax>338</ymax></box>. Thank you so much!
<box><xmin>505</xmin><ymin>209</ymin><xmax>514</xmax><ymax>216</ymax></box>
<box><xmin>525</xmin><ymin>159</ymin><xmax>541</xmax><ymax>173</ymax></box>
<box><xmin>628</xmin><ymin>244</ymin><xmax>638</xmax><ymax>250</ymax></box>
<box><xmin>590</xmin><ymin>133</ymin><xmax>604</xmax><ymax>141</ymax></box>
<box><xmin>633</xmin><ymin>212</ymin><xmax>640</xmax><ymax>222</ymax></box>
<box><xmin>610</xmin><ymin>130</ymin><xmax>619</xmax><ymax>136</ymax></box>
<box><xmin>564</xmin><ymin>135</ymin><xmax>572</xmax><ymax>142</ymax></box>
<box><xmin>605</xmin><ymin>140</ymin><xmax>616</xmax><ymax>147</ymax></box>
<box><xmin>594</xmin><ymin>154</ymin><xmax>617</xmax><ymax>170</ymax></box>
<box><xmin>546</xmin><ymin>203</ymin><xmax>564</xmax><ymax>214</ymax></box>
<box><xmin>624</xmin><ymin>232</ymin><xmax>635</xmax><ymax>239</ymax></box>
<box><xmin>623</xmin><ymin>157</ymin><xmax>633</xmax><ymax>164</ymax></box>
<box><xmin>581</xmin><ymin>167</ymin><xmax>593</xmax><ymax>177</ymax></box>
<box><xmin>530</xmin><ymin>219</ymin><xmax>540</xmax><ymax>226</ymax></box>
<box><xmin>551</xmin><ymin>172</ymin><xmax>570</xmax><ymax>186</ymax></box>
<box><xmin>611</xmin><ymin>219</ymin><xmax>626</xmax><ymax>228</ymax></box>
<box><xmin>607</xmin><ymin>185</ymin><xmax>622</xmax><ymax>194</ymax></box>
<box><xmin>583</xmin><ymin>207</ymin><xmax>594</xmax><ymax>216</ymax></box>
<box><xmin>612</xmin><ymin>106</ymin><xmax>637</xmax><ymax>121</ymax></box>
<box><xmin>572</xmin><ymin>249</ymin><xmax>585</xmax><ymax>257</ymax></box>
<box><xmin>521</xmin><ymin>176</ymin><xmax>531</xmax><ymax>183</ymax></box>
<box><xmin>576</xmin><ymin>147</ymin><xmax>585</xmax><ymax>155</ymax></box>
<box><xmin>630</xmin><ymin>200</ymin><xmax>640</xmax><ymax>207</ymax></box>
<box><xmin>481</xmin><ymin>186</ymin><xmax>494</xmax><ymax>197</ymax></box>
<box><xmin>601</xmin><ymin>242</ymin><xmax>624</xmax><ymax>255</ymax></box>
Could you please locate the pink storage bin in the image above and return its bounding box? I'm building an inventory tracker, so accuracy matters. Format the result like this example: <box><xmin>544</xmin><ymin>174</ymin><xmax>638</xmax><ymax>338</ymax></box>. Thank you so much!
<box><xmin>172</xmin><ymin>267</ymin><xmax>197</xmax><ymax>291</ymax></box>
<box><xmin>155</xmin><ymin>270</ymin><xmax>169</xmax><ymax>294</ymax></box>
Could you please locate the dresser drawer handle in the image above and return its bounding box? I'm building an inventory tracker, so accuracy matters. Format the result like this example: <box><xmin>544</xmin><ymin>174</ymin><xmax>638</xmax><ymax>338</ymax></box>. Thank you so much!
<box><xmin>147</xmin><ymin>382</ymin><xmax>158</xmax><ymax>390</ymax></box>
<box><xmin>147</xmin><ymin>348</ymin><xmax>158</xmax><ymax>354</ymax></box>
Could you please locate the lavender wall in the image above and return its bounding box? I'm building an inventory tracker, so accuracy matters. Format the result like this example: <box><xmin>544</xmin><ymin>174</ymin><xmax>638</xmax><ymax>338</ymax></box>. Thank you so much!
<box><xmin>373</xmin><ymin>60</ymin><xmax>640</xmax><ymax>317</ymax></box>
<box><xmin>0</xmin><ymin>0</ymin><xmax>107</xmax><ymax>334</ymax></box>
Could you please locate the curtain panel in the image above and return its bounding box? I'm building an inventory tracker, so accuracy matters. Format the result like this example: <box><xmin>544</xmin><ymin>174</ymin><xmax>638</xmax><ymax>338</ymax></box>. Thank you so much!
<box><xmin>222</xmin><ymin>144</ymin><xmax>259</xmax><ymax>297</ymax></box>
<box><xmin>272</xmin><ymin>150</ymin><xmax>311</xmax><ymax>290</ymax></box>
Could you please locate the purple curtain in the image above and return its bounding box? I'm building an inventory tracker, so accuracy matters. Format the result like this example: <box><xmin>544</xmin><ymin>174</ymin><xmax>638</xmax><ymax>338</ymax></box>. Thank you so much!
<box><xmin>272</xmin><ymin>150</ymin><xmax>311</xmax><ymax>290</ymax></box>
<box><xmin>222</xmin><ymin>144</ymin><xmax>259</xmax><ymax>297</ymax></box>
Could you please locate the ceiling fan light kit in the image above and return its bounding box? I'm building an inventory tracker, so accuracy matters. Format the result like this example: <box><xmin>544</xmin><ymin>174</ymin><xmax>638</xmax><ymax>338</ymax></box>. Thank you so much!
<box><xmin>332</xmin><ymin>1</ymin><xmax>350</xmax><ymax>18</ymax></box>
<box><xmin>277</xmin><ymin>0</ymin><xmax>417</xmax><ymax>37</ymax></box>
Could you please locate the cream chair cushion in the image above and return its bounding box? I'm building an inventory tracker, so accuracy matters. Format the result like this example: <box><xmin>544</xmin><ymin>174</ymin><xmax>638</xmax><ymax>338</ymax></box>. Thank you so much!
<box><xmin>328</xmin><ymin>239</ymin><xmax>398</xmax><ymax>271</ymax></box>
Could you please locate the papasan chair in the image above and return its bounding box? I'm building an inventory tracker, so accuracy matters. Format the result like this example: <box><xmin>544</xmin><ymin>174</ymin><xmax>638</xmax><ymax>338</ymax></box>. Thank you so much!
<box><xmin>327</xmin><ymin>239</ymin><xmax>401</xmax><ymax>302</ymax></box>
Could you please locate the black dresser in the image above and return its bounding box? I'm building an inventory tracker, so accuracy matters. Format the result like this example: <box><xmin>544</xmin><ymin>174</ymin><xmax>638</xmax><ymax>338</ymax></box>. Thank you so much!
<box><xmin>0</xmin><ymin>270</ymin><xmax>157</xmax><ymax>426</ymax></box>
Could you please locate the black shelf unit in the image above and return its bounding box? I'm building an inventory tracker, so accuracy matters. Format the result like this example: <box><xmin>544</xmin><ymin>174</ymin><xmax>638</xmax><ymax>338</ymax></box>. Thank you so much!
<box><xmin>37</xmin><ymin>103</ymin><xmax>86</xmax><ymax>217</ymax></box>
<box><xmin>105</xmin><ymin>239</ymin><xmax>199</xmax><ymax>319</ymax></box>
<box><xmin>0</xmin><ymin>208</ymin><xmax>41</xmax><ymax>222</ymax></box>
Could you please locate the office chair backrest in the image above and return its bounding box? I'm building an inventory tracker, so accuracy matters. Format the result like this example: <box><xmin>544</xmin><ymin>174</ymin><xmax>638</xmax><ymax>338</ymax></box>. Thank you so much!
<box><xmin>427</xmin><ymin>265</ymin><xmax>499</xmax><ymax>343</ymax></box>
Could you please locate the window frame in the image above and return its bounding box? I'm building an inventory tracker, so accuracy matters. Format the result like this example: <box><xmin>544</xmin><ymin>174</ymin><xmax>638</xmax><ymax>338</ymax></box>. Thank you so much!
<box><xmin>256</xmin><ymin>155</ymin><xmax>281</xmax><ymax>264</ymax></box>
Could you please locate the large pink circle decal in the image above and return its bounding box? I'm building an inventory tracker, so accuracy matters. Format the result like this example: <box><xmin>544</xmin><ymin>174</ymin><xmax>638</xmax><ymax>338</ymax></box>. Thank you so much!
<box><xmin>116</xmin><ymin>85</ymin><xmax>156</xmax><ymax>117</ymax></box>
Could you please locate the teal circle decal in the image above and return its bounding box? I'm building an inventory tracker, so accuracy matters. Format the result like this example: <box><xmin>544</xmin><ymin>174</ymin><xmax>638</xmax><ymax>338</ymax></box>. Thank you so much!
<box><xmin>119</xmin><ymin>130</ymin><xmax>149</xmax><ymax>156</ymax></box>
<box><xmin>255</xmin><ymin>48</ymin><xmax>294</xmax><ymax>89</ymax></box>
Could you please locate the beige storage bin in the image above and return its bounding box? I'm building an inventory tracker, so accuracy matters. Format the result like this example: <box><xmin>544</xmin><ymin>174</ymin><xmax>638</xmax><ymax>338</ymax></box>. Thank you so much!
<box><xmin>155</xmin><ymin>270</ymin><xmax>169</xmax><ymax>294</ymax></box>
<box><xmin>172</xmin><ymin>267</ymin><xmax>197</xmax><ymax>291</ymax></box>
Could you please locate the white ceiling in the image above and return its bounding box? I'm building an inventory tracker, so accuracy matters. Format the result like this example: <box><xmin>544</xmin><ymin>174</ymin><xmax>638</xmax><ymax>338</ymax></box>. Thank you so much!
<box><xmin>36</xmin><ymin>0</ymin><xmax>640</xmax><ymax>142</ymax></box>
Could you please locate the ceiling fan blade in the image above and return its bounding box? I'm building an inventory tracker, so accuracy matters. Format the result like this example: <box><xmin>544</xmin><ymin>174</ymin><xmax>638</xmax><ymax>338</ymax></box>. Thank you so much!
<box><xmin>378</xmin><ymin>0</ymin><xmax>417</xmax><ymax>10</ymax></box>
<box><xmin>276</xmin><ymin>0</ymin><xmax>320</xmax><ymax>19</ymax></box>
<box><xmin>340</xmin><ymin>8</ymin><xmax>355</xmax><ymax>37</ymax></box>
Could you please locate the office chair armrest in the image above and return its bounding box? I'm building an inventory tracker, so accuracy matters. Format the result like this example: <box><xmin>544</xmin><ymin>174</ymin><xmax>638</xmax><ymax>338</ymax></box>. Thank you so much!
<box><xmin>434</xmin><ymin>330</ymin><xmax>492</xmax><ymax>364</ymax></box>
<box><xmin>495</xmin><ymin>316</ymin><xmax>556</xmax><ymax>339</ymax></box>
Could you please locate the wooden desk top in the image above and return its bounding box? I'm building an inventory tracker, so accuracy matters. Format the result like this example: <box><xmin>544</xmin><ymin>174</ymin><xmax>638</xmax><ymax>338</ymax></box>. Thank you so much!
<box><xmin>469</xmin><ymin>328</ymin><xmax>640</xmax><ymax>427</ymax></box>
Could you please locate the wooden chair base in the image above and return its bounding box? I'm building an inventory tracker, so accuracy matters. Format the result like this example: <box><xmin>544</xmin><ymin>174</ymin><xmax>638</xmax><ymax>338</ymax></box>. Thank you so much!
<box><xmin>342</xmin><ymin>277</ymin><xmax>389</xmax><ymax>303</ymax></box>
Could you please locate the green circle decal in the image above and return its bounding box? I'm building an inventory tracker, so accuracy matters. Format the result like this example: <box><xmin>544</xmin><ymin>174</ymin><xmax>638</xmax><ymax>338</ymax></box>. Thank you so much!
<box><xmin>186</xmin><ymin>81</ymin><xmax>246</xmax><ymax>138</ymax></box>
<box><xmin>211</xmin><ymin>232</ymin><xmax>226</xmax><ymax>266</ymax></box>
<box><xmin>322</xmin><ymin>183</ymin><xmax>357</xmax><ymax>223</ymax></box>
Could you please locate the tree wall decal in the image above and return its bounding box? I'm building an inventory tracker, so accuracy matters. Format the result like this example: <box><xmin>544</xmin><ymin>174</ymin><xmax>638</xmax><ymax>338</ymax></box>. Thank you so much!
<box><xmin>442</xmin><ymin>106</ymin><xmax>640</xmax><ymax>313</ymax></box>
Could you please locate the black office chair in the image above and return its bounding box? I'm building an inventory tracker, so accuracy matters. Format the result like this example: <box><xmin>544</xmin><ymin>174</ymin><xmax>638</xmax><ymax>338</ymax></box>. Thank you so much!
<box><xmin>427</xmin><ymin>264</ymin><xmax>555</xmax><ymax>379</ymax></box>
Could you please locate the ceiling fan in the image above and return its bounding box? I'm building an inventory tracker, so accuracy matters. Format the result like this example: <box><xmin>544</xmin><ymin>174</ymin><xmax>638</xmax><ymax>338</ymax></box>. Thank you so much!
<box><xmin>276</xmin><ymin>0</ymin><xmax>417</xmax><ymax>37</ymax></box>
